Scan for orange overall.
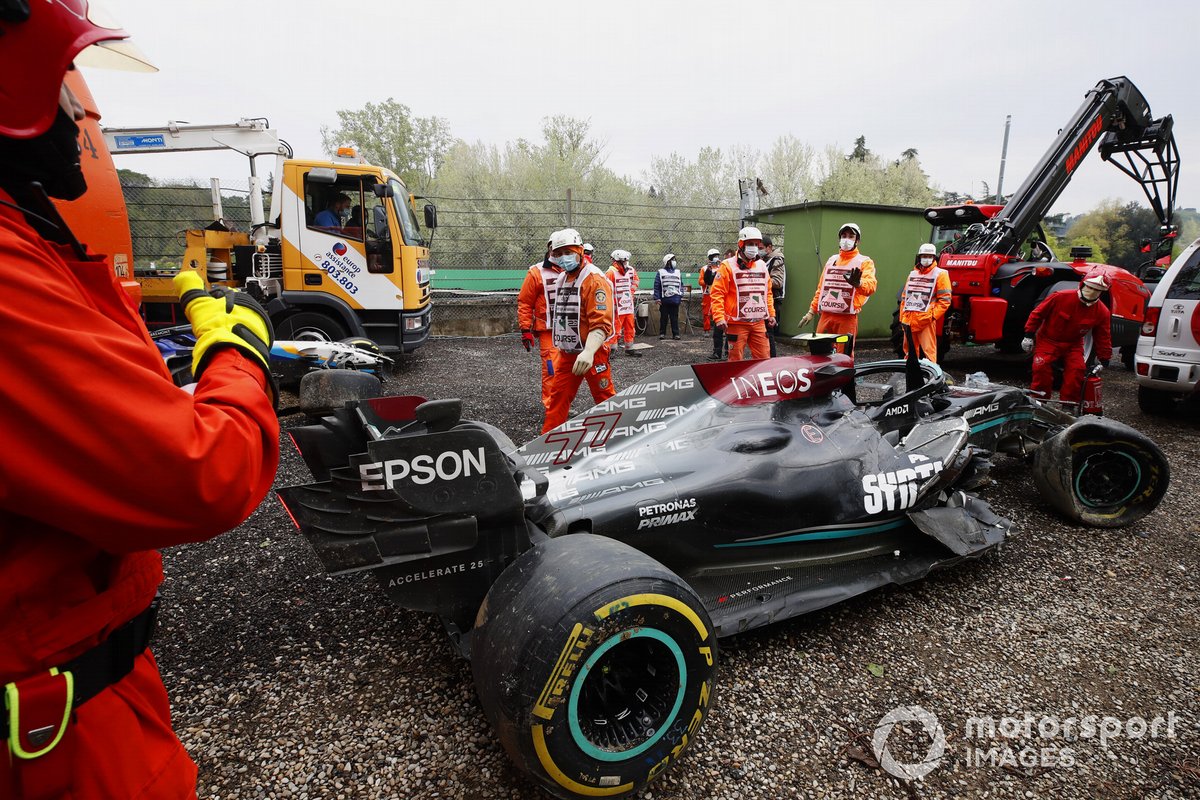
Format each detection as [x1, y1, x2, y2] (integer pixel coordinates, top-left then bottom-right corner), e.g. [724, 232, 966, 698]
[898, 264, 952, 363]
[605, 262, 639, 349]
[809, 249, 877, 352]
[0, 194, 279, 800]
[543, 265, 617, 432]
[516, 259, 564, 409]
[709, 256, 775, 361]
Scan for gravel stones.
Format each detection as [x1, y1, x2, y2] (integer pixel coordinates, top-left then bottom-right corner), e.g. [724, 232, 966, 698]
[157, 334, 1199, 798]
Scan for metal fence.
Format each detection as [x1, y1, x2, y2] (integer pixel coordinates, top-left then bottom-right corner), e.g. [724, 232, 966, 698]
[122, 180, 260, 269]
[426, 193, 783, 275]
[119, 181, 782, 278]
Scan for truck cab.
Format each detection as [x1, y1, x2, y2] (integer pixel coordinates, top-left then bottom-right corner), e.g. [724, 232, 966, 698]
[267, 154, 433, 350]
[99, 117, 436, 354]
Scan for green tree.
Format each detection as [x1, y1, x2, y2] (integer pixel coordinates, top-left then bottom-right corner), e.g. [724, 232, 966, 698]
[849, 135, 871, 162]
[321, 98, 452, 192]
[1064, 200, 1161, 268]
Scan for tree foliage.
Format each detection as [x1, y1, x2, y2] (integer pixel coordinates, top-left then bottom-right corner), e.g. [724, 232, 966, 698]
[1062, 199, 1162, 269]
[320, 98, 452, 193]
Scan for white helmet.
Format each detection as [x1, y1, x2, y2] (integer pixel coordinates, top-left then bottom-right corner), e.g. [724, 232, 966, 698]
[611, 249, 631, 262]
[706, 248, 721, 258]
[1081, 273, 1110, 292]
[663, 253, 676, 266]
[738, 226, 764, 244]
[549, 228, 583, 250]
[583, 243, 595, 254]
[918, 243, 937, 256]
[839, 222, 862, 239]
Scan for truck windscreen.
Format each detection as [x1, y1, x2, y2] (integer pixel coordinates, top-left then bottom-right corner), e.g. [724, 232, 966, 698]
[388, 179, 424, 247]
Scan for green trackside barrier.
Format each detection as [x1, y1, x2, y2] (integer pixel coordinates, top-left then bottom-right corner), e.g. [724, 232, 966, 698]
[430, 270, 687, 294]
[750, 200, 931, 339]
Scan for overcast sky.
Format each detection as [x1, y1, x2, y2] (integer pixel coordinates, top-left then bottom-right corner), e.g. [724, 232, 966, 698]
[86, 0, 1197, 217]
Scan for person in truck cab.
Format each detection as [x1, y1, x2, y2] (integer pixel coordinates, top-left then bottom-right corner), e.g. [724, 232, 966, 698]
[314, 192, 351, 229]
[0, 5, 279, 797]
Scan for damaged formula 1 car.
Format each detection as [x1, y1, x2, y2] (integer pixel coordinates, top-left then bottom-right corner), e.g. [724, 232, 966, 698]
[277, 335, 1169, 799]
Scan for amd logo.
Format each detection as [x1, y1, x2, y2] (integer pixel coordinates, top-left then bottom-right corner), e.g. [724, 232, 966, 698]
[883, 404, 910, 417]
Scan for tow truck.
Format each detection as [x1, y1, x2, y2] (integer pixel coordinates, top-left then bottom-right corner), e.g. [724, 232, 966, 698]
[56, 74, 437, 353]
[903, 77, 1180, 363]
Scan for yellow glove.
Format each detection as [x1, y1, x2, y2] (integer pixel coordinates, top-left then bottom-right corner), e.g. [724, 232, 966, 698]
[174, 271, 278, 405]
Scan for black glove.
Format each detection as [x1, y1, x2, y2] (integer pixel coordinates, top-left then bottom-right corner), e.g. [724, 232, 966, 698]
[1099, 359, 1110, 368]
[846, 267, 862, 288]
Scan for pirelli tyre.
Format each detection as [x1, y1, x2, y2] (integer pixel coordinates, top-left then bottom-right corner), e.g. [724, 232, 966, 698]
[1030, 417, 1170, 528]
[472, 534, 717, 799]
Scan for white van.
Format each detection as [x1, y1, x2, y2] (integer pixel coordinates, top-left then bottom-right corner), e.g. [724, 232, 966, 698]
[1134, 236, 1200, 414]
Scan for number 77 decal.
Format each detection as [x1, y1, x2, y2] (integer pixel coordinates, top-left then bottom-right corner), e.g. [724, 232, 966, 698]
[544, 412, 623, 465]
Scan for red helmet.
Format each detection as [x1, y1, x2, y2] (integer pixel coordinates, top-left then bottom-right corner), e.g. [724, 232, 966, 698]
[0, 0, 151, 139]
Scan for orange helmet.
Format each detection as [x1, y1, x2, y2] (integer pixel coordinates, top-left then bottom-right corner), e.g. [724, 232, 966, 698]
[0, 0, 152, 139]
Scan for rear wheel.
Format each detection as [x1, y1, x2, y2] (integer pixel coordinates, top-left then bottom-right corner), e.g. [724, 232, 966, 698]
[275, 310, 347, 342]
[472, 534, 717, 799]
[1137, 385, 1177, 416]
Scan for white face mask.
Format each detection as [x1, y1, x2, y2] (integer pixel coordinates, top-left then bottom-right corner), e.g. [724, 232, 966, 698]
[743, 245, 760, 259]
[1080, 285, 1102, 303]
[919, 257, 934, 268]
[839, 237, 857, 252]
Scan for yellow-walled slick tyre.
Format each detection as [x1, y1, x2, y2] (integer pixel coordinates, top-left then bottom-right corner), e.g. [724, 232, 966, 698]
[1031, 417, 1170, 528]
[472, 534, 717, 799]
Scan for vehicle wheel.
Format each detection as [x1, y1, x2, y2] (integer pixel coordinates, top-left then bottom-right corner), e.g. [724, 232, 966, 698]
[472, 534, 717, 800]
[1031, 417, 1170, 528]
[275, 310, 347, 342]
[1137, 385, 1176, 416]
[298, 370, 382, 415]
[1121, 345, 1135, 370]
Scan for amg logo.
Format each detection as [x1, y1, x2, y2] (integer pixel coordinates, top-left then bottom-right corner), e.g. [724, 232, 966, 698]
[729, 367, 813, 401]
[628, 378, 696, 394]
[637, 403, 699, 421]
[576, 478, 666, 502]
[1066, 115, 1104, 174]
[558, 461, 636, 486]
[610, 422, 668, 438]
[637, 510, 697, 529]
[884, 404, 910, 417]
[591, 395, 648, 411]
[862, 460, 944, 514]
[965, 401, 1002, 420]
[360, 447, 487, 491]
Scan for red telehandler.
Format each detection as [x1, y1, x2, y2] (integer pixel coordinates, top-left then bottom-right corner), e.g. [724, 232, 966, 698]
[895, 76, 1180, 365]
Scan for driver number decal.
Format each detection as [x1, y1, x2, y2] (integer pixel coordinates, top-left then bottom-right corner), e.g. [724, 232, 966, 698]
[862, 460, 943, 514]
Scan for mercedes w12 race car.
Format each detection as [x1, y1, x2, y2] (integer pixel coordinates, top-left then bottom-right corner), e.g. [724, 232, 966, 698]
[277, 335, 1169, 799]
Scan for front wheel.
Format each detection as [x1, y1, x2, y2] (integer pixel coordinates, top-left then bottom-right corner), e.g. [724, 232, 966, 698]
[472, 534, 717, 799]
[275, 310, 348, 342]
[1031, 417, 1170, 528]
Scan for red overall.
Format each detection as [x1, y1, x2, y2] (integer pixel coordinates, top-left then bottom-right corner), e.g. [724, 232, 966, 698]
[1025, 289, 1113, 402]
[0, 194, 279, 799]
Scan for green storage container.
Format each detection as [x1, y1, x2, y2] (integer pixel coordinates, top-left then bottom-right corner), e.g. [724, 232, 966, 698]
[750, 200, 931, 339]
